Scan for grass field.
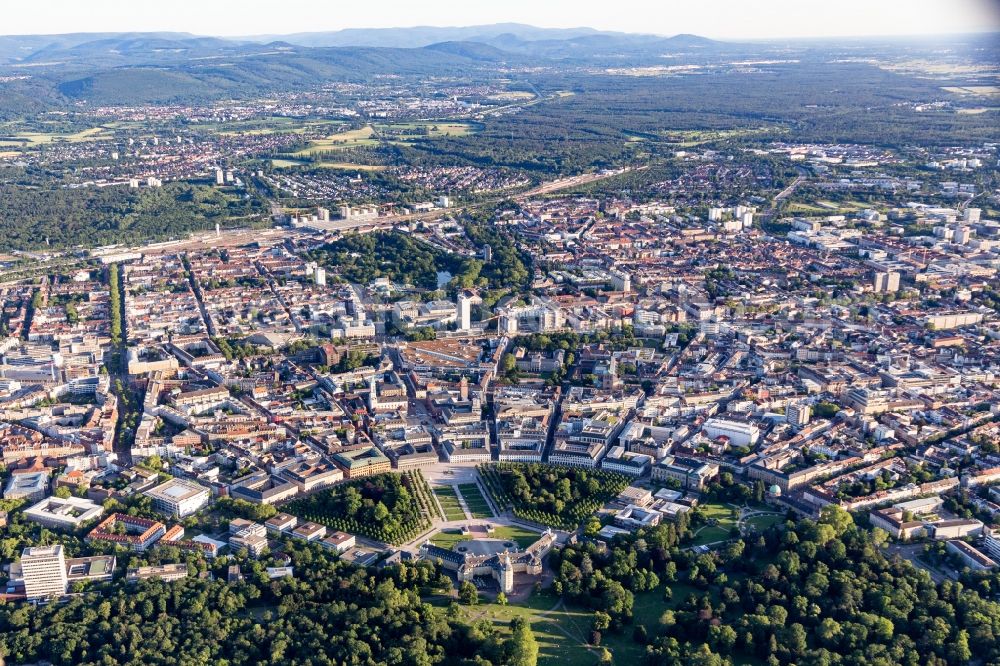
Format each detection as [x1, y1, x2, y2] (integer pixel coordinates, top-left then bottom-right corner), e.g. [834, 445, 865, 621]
[6, 126, 116, 145]
[379, 121, 477, 138]
[429, 525, 541, 550]
[458, 483, 495, 519]
[455, 584, 714, 666]
[433, 485, 467, 521]
[691, 501, 740, 546]
[288, 121, 478, 157]
[458, 594, 595, 666]
[744, 514, 784, 533]
[314, 162, 387, 170]
[271, 158, 308, 168]
[291, 126, 378, 156]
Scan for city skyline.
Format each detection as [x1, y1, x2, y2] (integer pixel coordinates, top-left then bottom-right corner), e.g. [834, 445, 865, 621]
[2, 0, 999, 40]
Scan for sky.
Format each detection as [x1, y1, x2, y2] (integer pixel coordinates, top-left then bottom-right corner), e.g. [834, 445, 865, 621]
[2, 0, 999, 40]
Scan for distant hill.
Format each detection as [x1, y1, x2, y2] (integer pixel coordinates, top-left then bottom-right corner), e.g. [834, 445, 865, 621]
[0, 24, 738, 114]
[244, 23, 627, 49]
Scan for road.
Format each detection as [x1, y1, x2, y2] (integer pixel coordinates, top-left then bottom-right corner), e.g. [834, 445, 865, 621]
[885, 543, 951, 584]
[772, 167, 808, 207]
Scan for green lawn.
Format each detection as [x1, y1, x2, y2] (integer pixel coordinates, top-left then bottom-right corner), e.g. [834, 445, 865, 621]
[458, 483, 495, 519]
[459, 594, 596, 666]
[690, 501, 740, 546]
[433, 486, 467, 521]
[744, 514, 784, 533]
[429, 524, 541, 550]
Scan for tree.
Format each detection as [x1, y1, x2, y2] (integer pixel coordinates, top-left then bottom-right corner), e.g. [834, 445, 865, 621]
[508, 617, 539, 666]
[459, 581, 478, 605]
[819, 505, 854, 537]
[502, 353, 517, 374]
[496, 592, 508, 606]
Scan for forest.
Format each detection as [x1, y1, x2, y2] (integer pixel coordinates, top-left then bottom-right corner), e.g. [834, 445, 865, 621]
[479, 463, 630, 530]
[284, 471, 433, 544]
[551, 505, 1000, 665]
[0, 540, 539, 666]
[0, 182, 268, 251]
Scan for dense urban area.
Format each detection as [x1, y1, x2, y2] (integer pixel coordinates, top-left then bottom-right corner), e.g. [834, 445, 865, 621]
[0, 21, 999, 666]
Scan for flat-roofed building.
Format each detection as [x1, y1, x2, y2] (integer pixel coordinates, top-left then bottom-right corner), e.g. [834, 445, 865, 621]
[332, 447, 391, 479]
[292, 521, 327, 542]
[702, 418, 760, 447]
[229, 520, 269, 558]
[24, 495, 104, 530]
[144, 478, 210, 517]
[127, 563, 189, 584]
[4, 471, 50, 502]
[265, 512, 298, 534]
[651, 456, 719, 490]
[602, 446, 653, 476]
[66, 555, 116, 584]
[20, 545, 68, 600]
[229, 472, 299, 504]
[946, 540, 997, 571]
[321, 531, 356, 553]
[930, 519, 984, 540]
[278, 459, 343, 492]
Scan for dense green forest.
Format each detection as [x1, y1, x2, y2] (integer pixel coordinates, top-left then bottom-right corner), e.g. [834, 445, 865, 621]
[284, 472, 433, 544]
[306, 224, 530, 292]
[552, 505, 1000, 665]
[0, 542, 538, 666]
[0, 182, 267, 250]
[306, 231, 463, 289]
[479, 463, 631, 530]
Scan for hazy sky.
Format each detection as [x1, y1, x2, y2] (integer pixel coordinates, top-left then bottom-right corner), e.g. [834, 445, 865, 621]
[2, 0, 999, 39]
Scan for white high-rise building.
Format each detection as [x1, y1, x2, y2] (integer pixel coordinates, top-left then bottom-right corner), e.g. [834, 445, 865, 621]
[457, 291, 473, 331]
[315, 268, 327, 287]
[20, 544, 68, 600]
[741, 212, 754, 228]
[964, 208, 981, 224]
[786, 403, 811, 427]
[215, 168, 225, 186]
[873, 271, 900, 293]
[954, 226, 972, 245]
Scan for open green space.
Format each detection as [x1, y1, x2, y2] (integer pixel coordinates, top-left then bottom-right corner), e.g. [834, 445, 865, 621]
[690, 501, 740, 546]
[287, 120, 479, 157]
[744, 513, 784, 533]
[432, 485, 467, 521]
[291, 125, 378, 155]
[458, 483, 495, 518]
[429, 524, 540, 550]
[314, 162, 387, 170]
[457, 594, 595, 666]
[2, 126, 116, 146]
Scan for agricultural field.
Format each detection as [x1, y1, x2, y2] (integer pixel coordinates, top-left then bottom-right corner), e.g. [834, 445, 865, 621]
[458, 482, 495, 518]
[0, 125, 117, 146]
[433, 484, 468, 521]
[288, 121, 479, 157]
[290, 126, 379, 156]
